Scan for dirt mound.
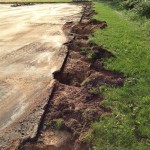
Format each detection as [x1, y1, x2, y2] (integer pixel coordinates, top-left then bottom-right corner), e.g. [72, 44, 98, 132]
[22, 130, 74, 150]
[84, 10, 97, 19]
[54, 58, 91, 86]
[45, 83, 104, 130]
[71, 18, 107, 35]
[83, 71, 124, 88]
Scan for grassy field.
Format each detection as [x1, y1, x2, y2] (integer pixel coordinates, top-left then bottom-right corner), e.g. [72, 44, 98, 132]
[88, 1, 150, 150]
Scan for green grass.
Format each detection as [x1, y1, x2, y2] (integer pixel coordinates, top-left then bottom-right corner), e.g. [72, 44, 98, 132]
[89, 1, 150, 150]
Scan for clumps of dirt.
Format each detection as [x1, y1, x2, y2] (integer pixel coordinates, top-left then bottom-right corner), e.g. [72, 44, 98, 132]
[21, 2, 125, 150]
[45, 83, 105, 131]
[21, 130, 74, 150]
[82, 71, 124, 88]
[88, 19, 107, 29]
[63, 21, 75, 38]
[84, 10, 97, 19]
[54, 56, 91, 87]
[91, 45, 114, 58]
[44, 3, 124, 149]
[71, 19, 107, 35]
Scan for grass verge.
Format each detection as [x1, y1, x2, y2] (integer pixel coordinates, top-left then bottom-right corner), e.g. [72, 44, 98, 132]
[89, 1, 150, 150]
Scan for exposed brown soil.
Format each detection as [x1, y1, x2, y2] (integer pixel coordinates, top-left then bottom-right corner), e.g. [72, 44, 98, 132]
[20, 2, 125, 150]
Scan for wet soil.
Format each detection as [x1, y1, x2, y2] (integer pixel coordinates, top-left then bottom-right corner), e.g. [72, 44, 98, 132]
[21, 2, 125, 150]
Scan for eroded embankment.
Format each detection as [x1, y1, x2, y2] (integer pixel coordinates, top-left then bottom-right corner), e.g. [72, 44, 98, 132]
[21, 3, 125, 150]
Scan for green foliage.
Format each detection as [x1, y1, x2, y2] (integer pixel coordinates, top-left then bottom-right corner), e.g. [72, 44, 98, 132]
[80, 47, 88, 52]
[89, 87, 100, 95]
[87, 52, 96, 59]
[44, 118, 63, 130]
[98, 0, 150, 18]
[122, 0, 139, 9]
[92, 115, 150, 150]
[80, 47, 89, 55]
[54, 118, 63, 130]
[134, 1, 150, 18]
[123, 0, 150, 18]
[90, 1, 150, 149]
[89, 84, 108, 95]
[79, 129, 93, 143]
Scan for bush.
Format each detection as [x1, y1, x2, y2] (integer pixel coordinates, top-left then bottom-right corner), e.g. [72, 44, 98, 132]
[99, 0, 150, 18]
[122, 0, 150, 18]
[122, 0, 139, 10]
[134, 1, 150, 18]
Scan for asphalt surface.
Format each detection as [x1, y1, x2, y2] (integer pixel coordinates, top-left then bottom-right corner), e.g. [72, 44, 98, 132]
[0, 3, 82, 149]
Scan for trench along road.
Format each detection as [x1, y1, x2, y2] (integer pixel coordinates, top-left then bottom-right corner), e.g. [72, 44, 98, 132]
[0, 3, 82, 149]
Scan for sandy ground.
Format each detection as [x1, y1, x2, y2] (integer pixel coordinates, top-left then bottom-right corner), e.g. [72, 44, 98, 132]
[0, 3, 82, 149]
